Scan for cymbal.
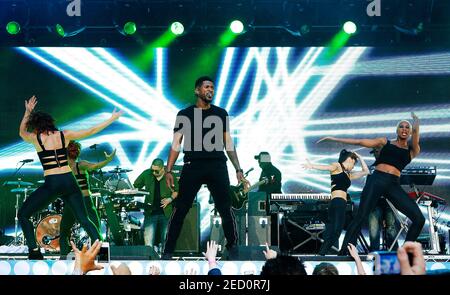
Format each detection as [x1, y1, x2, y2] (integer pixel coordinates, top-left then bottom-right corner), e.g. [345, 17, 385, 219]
[11, 187, 36, 193]
[4, 181, 34, 186]
[107, 167, 133, 174]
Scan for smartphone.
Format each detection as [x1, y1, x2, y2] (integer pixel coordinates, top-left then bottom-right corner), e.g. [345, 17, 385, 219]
[372, 251, 400, 275]
[98, 242, 110, 263]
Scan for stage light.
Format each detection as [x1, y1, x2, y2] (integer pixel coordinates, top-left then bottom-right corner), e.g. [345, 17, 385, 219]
[343, 21, 357, 34]
[6, 21, 21, 35]
[123, 21, 137, 35]
[55, 24, 65, 37]
[230, 20, 244, 34]
[170, 22, 184, 36]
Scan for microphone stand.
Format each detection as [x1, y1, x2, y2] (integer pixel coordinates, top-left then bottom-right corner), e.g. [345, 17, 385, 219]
[2, 161, 26, 187]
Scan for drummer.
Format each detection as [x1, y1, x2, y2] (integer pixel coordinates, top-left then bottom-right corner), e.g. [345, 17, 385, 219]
[133, 158, 178, 253]
[59, 141, 116, 257]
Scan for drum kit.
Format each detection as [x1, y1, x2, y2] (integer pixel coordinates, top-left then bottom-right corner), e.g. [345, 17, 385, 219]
[4, 166, 149, 252]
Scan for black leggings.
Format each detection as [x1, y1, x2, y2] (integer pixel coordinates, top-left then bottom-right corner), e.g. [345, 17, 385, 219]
[18, 172, 101, 250]
[59, 195, 101, 255]
[340, 170, 425, 254]
[164, 159, 238, 254]
[319, 197, 347, 255]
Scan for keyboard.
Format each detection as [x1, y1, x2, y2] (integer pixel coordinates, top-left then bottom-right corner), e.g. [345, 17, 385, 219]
[270, 193, 332, 202]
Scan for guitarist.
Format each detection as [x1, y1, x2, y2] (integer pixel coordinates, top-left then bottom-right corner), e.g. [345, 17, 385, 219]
[255, 152, 282, 202]
[133, 158, 179, 253]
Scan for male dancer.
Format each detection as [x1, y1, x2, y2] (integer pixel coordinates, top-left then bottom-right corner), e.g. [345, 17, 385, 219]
[163, 76, 247, 259]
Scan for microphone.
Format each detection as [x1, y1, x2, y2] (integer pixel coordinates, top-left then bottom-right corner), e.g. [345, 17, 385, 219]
[19, 159, 34, 163]
[89, 144, 98, 149]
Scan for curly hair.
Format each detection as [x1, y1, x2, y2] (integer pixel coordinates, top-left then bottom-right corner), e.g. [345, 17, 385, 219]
[26, 111, 58, 134]
[67, 141, 81, 160]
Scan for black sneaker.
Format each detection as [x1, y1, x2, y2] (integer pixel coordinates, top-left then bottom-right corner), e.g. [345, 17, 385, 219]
[28, 249, 44, 260]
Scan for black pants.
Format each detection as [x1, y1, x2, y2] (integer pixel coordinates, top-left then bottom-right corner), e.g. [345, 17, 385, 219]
[164, 159, 238, 254]
[318, 197, 347, 255]
[339, 170, 425, 254]
[18, 172, 101, 250]
[59, 195, 101, 255]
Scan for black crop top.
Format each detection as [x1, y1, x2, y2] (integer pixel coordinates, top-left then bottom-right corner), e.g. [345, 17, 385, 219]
[330, 163, 351, 192]
[36, 131, 69, 171]
[74, 162, 90, 191]
[374, 140, 412, 171]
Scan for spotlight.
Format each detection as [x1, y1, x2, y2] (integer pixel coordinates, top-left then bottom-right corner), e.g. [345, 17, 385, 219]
[0, 1, 29, 35]
[123, 21, 137, 35]
[230, 20, 244, 34]
[6, 21, 21, 35]
[170, 22, 184, 36]
[47, 1, 86, 37]
[343, 21, 357, 34]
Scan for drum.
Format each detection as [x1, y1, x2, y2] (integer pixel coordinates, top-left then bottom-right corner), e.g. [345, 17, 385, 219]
[35, 214, 62, 252]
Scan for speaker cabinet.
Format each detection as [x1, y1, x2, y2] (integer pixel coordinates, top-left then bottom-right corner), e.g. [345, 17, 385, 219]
[248, 192, 267, 216]
[175, 202, 200, 253]
[248, 216, 271, 246]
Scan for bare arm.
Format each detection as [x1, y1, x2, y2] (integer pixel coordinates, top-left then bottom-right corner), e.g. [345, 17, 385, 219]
[224, 132, 246, 183]
[302, 160, 338, 172]
[410, 112, 420, 159]
[19, 96, 38, 142]
[350, 152, 370, 180]
[64, 109, 123, 141]
[317, 136, 387, 149]
[348, 243, 366, 275]
[165, 132, 182, 188]
[78, 149, 116, 172]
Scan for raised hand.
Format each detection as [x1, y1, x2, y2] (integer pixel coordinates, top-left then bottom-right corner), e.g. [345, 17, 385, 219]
[110, 263, 132, 275]
[347, 243, 359, 260]
[202, 240, 219, 263]
[104, 149, 116, 161]
[411, 112, 419, 122]
[263, 242, 277, 260]
[111, 108, 124, 120]
[148, 265, 161, 275]
[70, 240, 104, 275]
[301, 159, 313, 170]
[398, 242, 426, 275]
[25, 95, 38, 114]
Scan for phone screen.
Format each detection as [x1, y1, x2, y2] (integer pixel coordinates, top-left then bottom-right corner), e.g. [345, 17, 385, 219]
[98, 242, 110, 263]
[374, 251, 400, 275]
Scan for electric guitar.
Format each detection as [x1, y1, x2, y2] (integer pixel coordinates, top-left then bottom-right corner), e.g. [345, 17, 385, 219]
[230, 176, 273, 210]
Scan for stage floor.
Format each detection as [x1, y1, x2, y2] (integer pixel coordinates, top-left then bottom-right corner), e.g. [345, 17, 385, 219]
[1, 255, 450, 275]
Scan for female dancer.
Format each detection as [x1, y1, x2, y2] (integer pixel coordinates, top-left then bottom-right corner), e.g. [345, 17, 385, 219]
[59, 141, 116, 256]
[317, 113, 424, 255]
[18, 95, 122, 259]
[303, 150, 369, 255]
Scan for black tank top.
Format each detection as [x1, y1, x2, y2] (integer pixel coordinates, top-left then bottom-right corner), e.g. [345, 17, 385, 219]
[36, 131, 69, 171]
[331, 163, 351, 192]
[74, 162, 90, 191]
[374, 140, 412, 171]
